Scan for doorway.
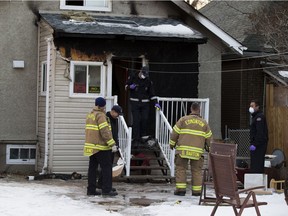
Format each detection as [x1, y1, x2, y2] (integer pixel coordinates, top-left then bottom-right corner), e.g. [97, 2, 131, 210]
[112, 57, 142, 126]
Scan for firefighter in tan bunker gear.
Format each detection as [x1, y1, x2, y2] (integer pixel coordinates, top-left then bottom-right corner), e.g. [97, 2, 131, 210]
[84, 97, 117, 197]
[169, 102, 212, 196]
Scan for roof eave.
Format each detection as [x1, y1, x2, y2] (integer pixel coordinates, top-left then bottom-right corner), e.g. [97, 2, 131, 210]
[54, 31, 207, 43]
[171, 0, 246, 55]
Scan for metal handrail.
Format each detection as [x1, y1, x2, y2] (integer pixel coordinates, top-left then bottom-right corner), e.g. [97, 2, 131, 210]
[155, 110, 175, 176]
[155, 97, 210, 177]
[118, 115, 132, 176]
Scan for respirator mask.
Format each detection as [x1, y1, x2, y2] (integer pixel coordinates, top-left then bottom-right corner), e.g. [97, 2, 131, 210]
[249, 107, 254, 114]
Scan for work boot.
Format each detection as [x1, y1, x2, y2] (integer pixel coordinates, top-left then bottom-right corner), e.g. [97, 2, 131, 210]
[174, 190, 186, 196]
[96, 184, 117, 192]
[102, 190, 118, 197]
[87, 189, 101, 196]
[192, 192, 201, 196]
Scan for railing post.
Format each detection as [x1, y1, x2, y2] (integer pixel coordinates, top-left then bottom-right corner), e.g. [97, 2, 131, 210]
[126, 127, 132, 177]
[155, 109, 160, 140]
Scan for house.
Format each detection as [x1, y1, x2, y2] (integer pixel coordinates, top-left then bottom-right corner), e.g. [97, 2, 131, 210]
[200, 1, 288, 157]
[0, 0, 244, 174]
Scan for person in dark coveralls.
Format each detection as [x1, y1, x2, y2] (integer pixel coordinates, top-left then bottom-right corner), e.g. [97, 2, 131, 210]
[96, 105, 123, 190]
[249, 99, 269, 173]
[84, 97, 118, 197]
[125, 66, 161, 141]
[107, 105, 123, 162]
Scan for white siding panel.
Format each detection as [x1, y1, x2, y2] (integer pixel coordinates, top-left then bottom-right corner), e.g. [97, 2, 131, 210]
[37, 20, 53, 172]
[53, 134, 85, 141]
[53, 156, 86, 161]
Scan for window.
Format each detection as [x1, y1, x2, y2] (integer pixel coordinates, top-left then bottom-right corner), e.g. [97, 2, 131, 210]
[70, 61, 105, 97]
[40, 61, 47, 96]
[6, 145, 36, 165]
[60, 0, 112, 12]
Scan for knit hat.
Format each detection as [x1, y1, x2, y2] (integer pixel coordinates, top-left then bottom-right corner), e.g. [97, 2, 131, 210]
[95, 97, 106, 107]
[112, 105, 123, 115]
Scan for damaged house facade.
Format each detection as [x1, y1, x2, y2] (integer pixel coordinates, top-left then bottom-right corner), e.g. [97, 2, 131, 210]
[0, 1, 244, 174]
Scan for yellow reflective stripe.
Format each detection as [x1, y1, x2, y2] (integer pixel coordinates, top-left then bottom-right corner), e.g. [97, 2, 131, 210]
[107, 139, 115, 146]
[99, 122, 108, 129]
[205, 130, 212, 138]
[176, 183, 187, 189]
[84, 143, 112, 151]
[86, 124, 99, 130]
[83, 146, 94, 156]
[169, 140, 176, 145]
[173, 125, 181, 134]
[176, 146, 204, 154]
[179, 129, 207, 137]
[192, 185, 202, 191]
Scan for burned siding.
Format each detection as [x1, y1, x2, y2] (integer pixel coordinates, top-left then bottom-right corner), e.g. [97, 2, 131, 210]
[54, 37, 199, 98]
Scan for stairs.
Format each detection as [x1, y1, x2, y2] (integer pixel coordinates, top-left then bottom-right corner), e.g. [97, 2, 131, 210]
[118, 137, 174, 183]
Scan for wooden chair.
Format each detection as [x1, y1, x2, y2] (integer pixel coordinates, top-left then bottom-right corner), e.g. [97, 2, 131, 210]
[199, 141, 238, 205]
[209, 153, 267, 216]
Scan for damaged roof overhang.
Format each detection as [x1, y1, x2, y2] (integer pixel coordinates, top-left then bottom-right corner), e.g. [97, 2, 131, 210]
[40, 12, 207, 44]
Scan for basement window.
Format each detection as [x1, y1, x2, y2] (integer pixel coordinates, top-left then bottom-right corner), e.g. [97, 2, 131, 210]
[60, 0, 112, 12]
[69, 61, 105, 98]
[6, 145, 36, 165]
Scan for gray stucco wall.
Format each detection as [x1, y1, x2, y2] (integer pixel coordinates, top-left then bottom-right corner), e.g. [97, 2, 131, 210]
[198, 41, 222, 140]
[0, 1, 59, 171]
[0, 1, 56, 141]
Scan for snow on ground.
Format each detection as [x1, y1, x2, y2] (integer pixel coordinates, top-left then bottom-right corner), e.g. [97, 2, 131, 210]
[0, 175, 287, 216]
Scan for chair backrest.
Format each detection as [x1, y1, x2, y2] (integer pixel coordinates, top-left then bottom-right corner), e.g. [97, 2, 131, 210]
[210, 141, 237, 159]
[210, 153, 239, 201]
[207, 142, 238, 176]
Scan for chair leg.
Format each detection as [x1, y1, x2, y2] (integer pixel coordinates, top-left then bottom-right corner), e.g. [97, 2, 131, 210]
[238, 191, 253, 216]
[210, 199, 221, 216]
[232, 206, 238, 215]
[251, 192, 261, 216]
[199, 183, 205, 205]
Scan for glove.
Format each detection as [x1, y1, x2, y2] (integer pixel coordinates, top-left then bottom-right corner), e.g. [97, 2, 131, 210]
[129, 83, 137, 90]
[155, 103, 161, 110]
[112, 145, 118, 153]
[249, 145, 256, 151]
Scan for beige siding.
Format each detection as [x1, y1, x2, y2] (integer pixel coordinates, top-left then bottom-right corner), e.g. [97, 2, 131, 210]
[50, 54, 96, 174]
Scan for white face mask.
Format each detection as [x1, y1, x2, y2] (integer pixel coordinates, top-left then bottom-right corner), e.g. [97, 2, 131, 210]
[249, 107, 254, 114]
[139, 72, 146, 79]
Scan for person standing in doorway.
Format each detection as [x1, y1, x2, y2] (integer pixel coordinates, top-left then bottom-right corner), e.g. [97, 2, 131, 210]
[170, 102, 212, 196]
[249, 99, 269, 173]
[84, 97, 118, 197]
[125, 66, 161, 141]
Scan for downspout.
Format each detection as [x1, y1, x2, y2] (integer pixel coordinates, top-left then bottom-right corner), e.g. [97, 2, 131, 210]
[41, 37, 52, 174]
[35, 23, 40, 170]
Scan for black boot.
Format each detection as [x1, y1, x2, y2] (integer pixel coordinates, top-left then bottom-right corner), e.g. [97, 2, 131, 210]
[87, 189, 101, 196]
[102, 190, 118, 197]
[174, 190, 186, 196]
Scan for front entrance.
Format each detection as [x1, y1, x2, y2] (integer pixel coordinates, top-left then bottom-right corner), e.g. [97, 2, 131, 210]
[112, 57, 142, 127]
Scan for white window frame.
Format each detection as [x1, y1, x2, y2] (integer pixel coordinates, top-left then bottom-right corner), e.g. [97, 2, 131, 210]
[6, 144, 36, 165]
[60, 0, 112, 12]
[69, 61, 106, 98]
[40, 61, 47, 96]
